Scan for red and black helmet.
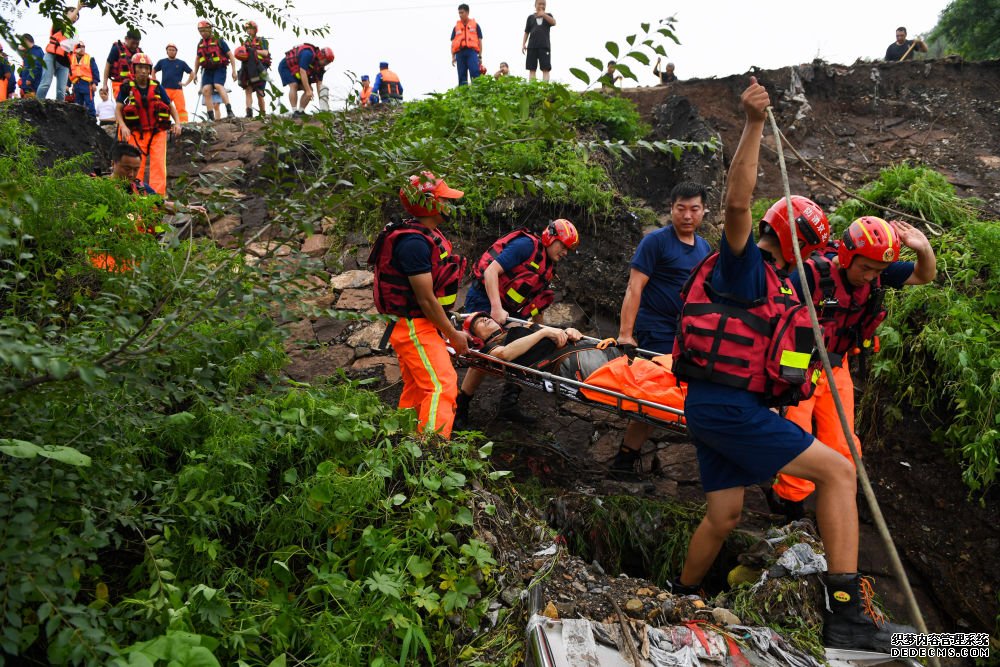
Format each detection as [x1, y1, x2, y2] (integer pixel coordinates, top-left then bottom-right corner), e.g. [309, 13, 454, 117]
[838, 216, 900, 268]
[760, 196, 830, 263]
[541, 218, 580, 250]
[463, 311, 494, 348]
[399, 171, 464, 217]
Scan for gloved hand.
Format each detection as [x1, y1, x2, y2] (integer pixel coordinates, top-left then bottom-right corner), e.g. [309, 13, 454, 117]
[618, 342, 638, 360]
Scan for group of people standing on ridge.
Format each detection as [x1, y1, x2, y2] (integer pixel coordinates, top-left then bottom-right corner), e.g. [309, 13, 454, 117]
[369, 73, 937, 655]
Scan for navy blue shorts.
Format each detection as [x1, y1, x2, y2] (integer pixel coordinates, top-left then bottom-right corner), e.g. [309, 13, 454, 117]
[635, 330, 674, 356]
[463, 284, 490, 314]
[278, 60, 296, 87]
[685, 400, 815, 492]
[201, 67, 227, 88]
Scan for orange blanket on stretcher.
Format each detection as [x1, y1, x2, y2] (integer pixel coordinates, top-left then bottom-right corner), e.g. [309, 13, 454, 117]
[579, 355, 686, 424]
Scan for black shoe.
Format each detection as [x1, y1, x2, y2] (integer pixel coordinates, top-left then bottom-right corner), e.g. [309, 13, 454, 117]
[668, 577, 703, 597]
[292, 110, 305, 118]
[609, 446, 641, 478]
[245, 107, 253, 118]
[225, 104, 234, 117]
[206, 110, 215, 121]
[496, 382, 537, 424]
[453, 391, 472, 431]
[823, 574, 918, 653]
[766, 487, 805, 522]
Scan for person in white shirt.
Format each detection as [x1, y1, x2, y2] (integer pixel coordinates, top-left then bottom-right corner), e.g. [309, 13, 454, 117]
[95, 87, 117, 125]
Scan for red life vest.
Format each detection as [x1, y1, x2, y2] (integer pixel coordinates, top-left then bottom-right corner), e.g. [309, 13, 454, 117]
[369, 220, 467, 319]
[452, 19, 481, 53]
[284, 44, 325, 82]
[806, 252, 886, 356]
[378, 68, 402, 100]
[121, 81, 172, 133]
[197, 37, 229, 70]
[672, 253, 820, 407]
[242, 36, 271, 67]
[69, 53, 93, 83]
[472, 229, 554, 319]
[110, 41, 141, 82]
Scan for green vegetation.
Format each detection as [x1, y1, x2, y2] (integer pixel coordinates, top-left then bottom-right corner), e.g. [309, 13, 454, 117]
[834, 164, 1000, 495]
[0, 114, 512, 665]
[929, 0, 1000, 60]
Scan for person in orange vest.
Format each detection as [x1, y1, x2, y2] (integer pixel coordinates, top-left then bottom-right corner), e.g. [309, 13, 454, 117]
[359, 75, 373, 107]
[451, 3, 483, 87]
[190, 21, 237, 121]
[115, 53, 181, 196]
[154, 44, 194, 123]
[768, 216, 936, 519]
[37, 1, 81, 100]
[372, 61, 403, 105]
[235, 21, 271, 118]
[68, 41, 100, 117]
[369, 172, 471, 439]
[0, 45, 11, 103]
[277, 44, 334, 117]
[102, 29, 142, 100]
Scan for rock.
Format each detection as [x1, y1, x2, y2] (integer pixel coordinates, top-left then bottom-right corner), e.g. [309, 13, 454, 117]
[591, 431, 621, 461]
[284, 345, 356, 381]
[335, 288, 374, 311]
[302, 234, 333, 257]
[210, 215, 240, 239]
[330, 270, 375, 290]
[624, 599, 644, 615]
[350, 356, 401, 384]
[246, 241, 293, 258]
[655, 443, 700, 482]
[283, 319, 315, 351]
[542, 302, 586, 329]
[571, 582, 587, 593]
[711, 608, 741, 626]
[202, 159, 244, 173]
[636, 587, 654, 597]
[347, 322, 387, 349]
[500, 587, 523, 607]
[312, 317, 350, 344]
[320, 216, 338, 234]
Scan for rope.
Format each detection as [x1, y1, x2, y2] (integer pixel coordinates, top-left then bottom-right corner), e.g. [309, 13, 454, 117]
[765, 108, 937, 665]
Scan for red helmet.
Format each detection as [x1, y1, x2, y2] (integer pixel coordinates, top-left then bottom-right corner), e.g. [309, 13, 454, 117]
[131, 53, 153, 67]
[319, 47, 335, 63]
[760, 196, 830, 263]
[541, 219, 580, 250]
[398, 171, 464, 217]
[233, 45, 249, 61]
[463, 311, 493, 348]
[244, 20, 258, 30]
[197, 20, 212, 29]
[838, 216, 900, 268]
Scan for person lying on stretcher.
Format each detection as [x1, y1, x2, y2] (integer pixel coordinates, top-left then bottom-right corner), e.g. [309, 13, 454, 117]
[454, 312, 685, 429]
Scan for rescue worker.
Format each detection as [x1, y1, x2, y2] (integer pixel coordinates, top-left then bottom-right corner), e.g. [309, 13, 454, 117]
[236, 21, 271, 118]
[108, 141, 208, 216]
[190, 21, 237, 121]
[613, 181, 711, 474]
[277, 43, 334, 117]
[68, 41, 100, 117]
[154, 44, 193, 123]
[769, 215, 936, 518]
[369, 172, 470, 439]
[372, 61, 403, 105]
[17, 35, 46, 98]
[115, 53, 181, 196]
[359, 75, 373, 107]
[451, 3, 483, 86]
[102, 29, 142, 100]
[37, 2, 80, 100]
[456, 219, 579, 426]
[671, 77, 917, 654]
[0, 46, 11, 102]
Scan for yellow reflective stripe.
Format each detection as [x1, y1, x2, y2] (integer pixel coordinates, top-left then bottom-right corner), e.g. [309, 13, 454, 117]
[780, 286, 793, 295]
[877, 218, 895, 255]
[506, 288, 525, 303]
[440, 251, 449, 259]
[529, 261, 540, 270]
[405, 319, 443, 434]
[530, 307, 539, 316]
[780, 350, 811, 369]
[437, 293, 457, 306]
[811, 369, 822, 383]
[859, 222, 875, 245]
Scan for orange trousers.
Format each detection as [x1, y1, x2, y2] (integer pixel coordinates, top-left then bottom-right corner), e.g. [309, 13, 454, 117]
[0, 77, 8, 102]
[112, 81, 123, 99]
[390, 317, 458, 439]
[773, 355, 861, 502]
[123, 129, 167, 195]
[165, 88, 188, 123]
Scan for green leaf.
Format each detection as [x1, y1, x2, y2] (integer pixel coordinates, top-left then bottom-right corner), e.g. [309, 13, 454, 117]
[164, 411, 196, 426]
[267, 655, 287, 667]
[0, 439, 91, 466]
[626, 51, 650, 66]
[614, 63, 636, 80]
[406, 557, 433, 579]
[569, 67, 590, 85]
[605, 41, 620, 58]
[585, 57, 603, 71]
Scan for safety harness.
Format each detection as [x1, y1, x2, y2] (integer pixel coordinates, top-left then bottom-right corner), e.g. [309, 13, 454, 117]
[472, 229, 555, 319]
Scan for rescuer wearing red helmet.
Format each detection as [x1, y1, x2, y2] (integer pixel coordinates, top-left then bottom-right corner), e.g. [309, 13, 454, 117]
[277, 43, 334, 116]
[770, 215, 936, 518]
[368, 172, 471, 439]
[671, 77, 918, 654]
[190, 20, 237, 120]
[236, 20, 271, 118]
[454, 218, 579, 426]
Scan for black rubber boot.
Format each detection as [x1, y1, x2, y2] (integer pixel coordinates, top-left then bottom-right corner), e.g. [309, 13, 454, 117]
[453, 391, 472, 431]
[823, 574, 918, 653]
[496, 383, 536, 423]
[206, 110, 215, 121]
[225, 103, 234, 117]
[766, 487, 805, 522]
[609, 446, 641, 478]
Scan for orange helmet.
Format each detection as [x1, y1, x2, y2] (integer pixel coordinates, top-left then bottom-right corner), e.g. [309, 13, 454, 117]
[399, 171, 464, 217]
[319, 47, 334, 63]
[760, 196, 830, 263]
[233, 45, 249, 61]
[197, 20, 212, 29]
[838, 216, 900, 267]
[131, 53, 153, 67]
[541, 219, 580, 250]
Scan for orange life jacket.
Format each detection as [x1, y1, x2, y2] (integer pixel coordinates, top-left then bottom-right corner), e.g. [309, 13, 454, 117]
[121, 81, 172, 133]
[110, 41, 141, 82]
[197, 37, 229, 70]
[46, 26, 74, 57]
[378, 68, 402, 100]
[69, 53, 93, 83]
[805, 252, 886, 356]
[361, 82, 372, 106]
[452, 19, 481, 53]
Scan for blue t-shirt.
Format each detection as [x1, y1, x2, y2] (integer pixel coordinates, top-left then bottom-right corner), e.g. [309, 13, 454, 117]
[24, 46, 45, 84]
[154, 58, 192, 89]
[631, 226, 711, 343]
[296, 48, 315, 71]
[465, 236, 537, 311]
[392, 234, 433, 277]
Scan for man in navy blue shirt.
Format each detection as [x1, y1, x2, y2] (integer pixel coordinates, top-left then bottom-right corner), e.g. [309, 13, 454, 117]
[16, 35, 46, 97]
[613, 182, 711, 473]
[154, 44, 193, 122]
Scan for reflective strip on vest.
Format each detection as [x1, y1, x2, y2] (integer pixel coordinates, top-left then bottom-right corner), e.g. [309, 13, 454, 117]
[438, 293, 457, 306]
[780, 350, 811, 370]
[506, 287, 525, 304]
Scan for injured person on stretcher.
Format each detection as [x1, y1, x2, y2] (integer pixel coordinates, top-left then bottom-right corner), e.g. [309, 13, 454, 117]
[455, 312, 686, 429]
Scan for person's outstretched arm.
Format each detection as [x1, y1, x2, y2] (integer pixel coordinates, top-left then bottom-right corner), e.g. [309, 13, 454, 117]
[723, 76, 770, 257]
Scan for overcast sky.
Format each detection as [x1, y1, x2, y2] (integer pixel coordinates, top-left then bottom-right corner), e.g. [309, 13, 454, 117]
[7, 0, 948, 114]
